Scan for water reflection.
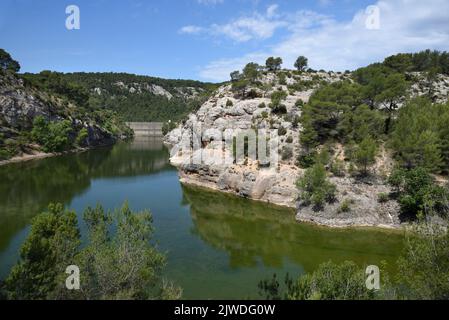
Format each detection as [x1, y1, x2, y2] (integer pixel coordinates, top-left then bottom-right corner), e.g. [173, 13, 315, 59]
[183, 185, 404, 273]
[0, 137, 404, 298]
[0, 138, 172, 254]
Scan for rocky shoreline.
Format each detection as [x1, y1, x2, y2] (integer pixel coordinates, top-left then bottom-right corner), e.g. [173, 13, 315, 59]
[0, 142, 115, 167]
[165, 70, 408, 230]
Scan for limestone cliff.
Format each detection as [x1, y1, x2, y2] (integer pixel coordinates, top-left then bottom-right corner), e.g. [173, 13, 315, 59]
[165, 69, 448, 228]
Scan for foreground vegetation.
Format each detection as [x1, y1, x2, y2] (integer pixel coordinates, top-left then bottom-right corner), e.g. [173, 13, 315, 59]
[259, 218, 449, 300]
[0, 202, 181, 300]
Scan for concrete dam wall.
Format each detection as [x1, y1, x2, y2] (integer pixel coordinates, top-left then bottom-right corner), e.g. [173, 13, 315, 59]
[126, 122, 163, 137]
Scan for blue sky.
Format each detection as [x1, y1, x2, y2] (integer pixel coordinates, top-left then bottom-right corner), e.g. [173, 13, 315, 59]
[1, 0, 448, 82]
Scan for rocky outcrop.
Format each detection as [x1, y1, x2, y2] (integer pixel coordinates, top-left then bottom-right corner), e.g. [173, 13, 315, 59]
[0, 72, 122, 160]
[165, 69, 449, 229]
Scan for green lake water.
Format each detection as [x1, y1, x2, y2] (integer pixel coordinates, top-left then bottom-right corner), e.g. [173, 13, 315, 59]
[0, 137, 405, 299]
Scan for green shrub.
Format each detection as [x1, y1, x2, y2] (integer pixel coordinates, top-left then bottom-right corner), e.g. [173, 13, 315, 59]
[330, 159, 346, 177]
[0, 149, 11, 161]
[297, 162, 337, 210]
[162, 121, 177, 135]
[75, 128, 89, 146]
[286, 136, 293, 143]
[338, 199, 352, 213]
[388, 167, 449, 218]
[278, 126, 287, 136]
[31, 116, 73, 153]
[295, 99, 304, 107]
[226, 99, 233, 107]
[270, 90, 287, 106]
[259, 261, 376, 300]
[271, 104, 287, 114]
[297, 151, 316, 169]
[258, 102, 266, 108]
[378, 192, 389, 203]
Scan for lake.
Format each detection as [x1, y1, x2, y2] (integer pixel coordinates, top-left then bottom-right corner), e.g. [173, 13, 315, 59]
[0, 137, 405, 299]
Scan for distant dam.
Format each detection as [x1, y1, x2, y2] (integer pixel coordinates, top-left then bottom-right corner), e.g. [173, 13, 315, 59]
[126, 122, 163, 137]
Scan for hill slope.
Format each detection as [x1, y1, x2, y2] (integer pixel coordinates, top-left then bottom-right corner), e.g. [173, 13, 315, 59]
[59, 72, 218, 122]
[166, 51, 449, 228]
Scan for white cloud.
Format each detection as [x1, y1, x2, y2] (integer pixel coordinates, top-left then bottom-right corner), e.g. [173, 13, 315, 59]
[179, 25, 204, 34]
[180, 4, 286, 42]
[266, 4, 279, 19]
[199, 53, 267, 81]
[197, 0, 449, 81]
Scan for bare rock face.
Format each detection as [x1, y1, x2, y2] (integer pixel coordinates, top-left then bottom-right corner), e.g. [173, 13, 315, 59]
[166, 70, 405, 228]
[0, 75, 51, 129]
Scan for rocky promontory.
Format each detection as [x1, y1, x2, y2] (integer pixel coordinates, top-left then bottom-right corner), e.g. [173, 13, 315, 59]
[166, 66, 449, 229]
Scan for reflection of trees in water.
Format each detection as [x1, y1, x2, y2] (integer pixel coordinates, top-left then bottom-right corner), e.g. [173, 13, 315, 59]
[0, 138, 173, 251]
[87, 138, 174, 178]
[182, 185, 404, 273]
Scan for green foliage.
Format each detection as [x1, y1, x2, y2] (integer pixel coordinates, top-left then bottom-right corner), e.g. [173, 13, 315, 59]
[230, 70, 241, 82]
[75, 128, 88, 147]
[295, 99, 304, 107]
[58, 72, 216, 122]
[378, 193, 389, 203]
[353, 136, 377, 175]
[300, 81, 362, 145]
[258, 102, 266, 108]
[270, 90, 287, 106]
[259, 218, 449, 301]
[286, 136, 293, 143]
[383, 50, 449, 75]
[388, 167, 449, 218]
[396, 221, 449, 299]
[270, 90, 288, 114]
[330, 159, 345, 177]
[4, 203, 80, 300]
[243, 62, 261, 83]
[338, 199, 353, 213]
[226, 99, 233, 107]
[277, 126, 287, 136]
[162, 121, 177, 136]
[231, 79, 250, 97]
[390, 98, 448, 173]
[4, 202, 180, 300]
[31, 116, 73, 153]
[0, 48, 20, 73]
[23, 71, 90, 107]
[339, 104, 385, 144]
[259, 261, 375, 300]
[294, 56, 308, 72]
[297, 162, 336, 210]
[265, 57, 283, 72]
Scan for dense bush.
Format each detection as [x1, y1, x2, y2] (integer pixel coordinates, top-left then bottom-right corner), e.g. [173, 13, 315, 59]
[31, 116, 73, 153]
[259, 218, 449, 300]
[390, 98, 449, 173]
[3, 202, 181, 300]
[259, 261, 375, 300]
[297, 162, 336, 210]
[388, 167, 449, 218]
